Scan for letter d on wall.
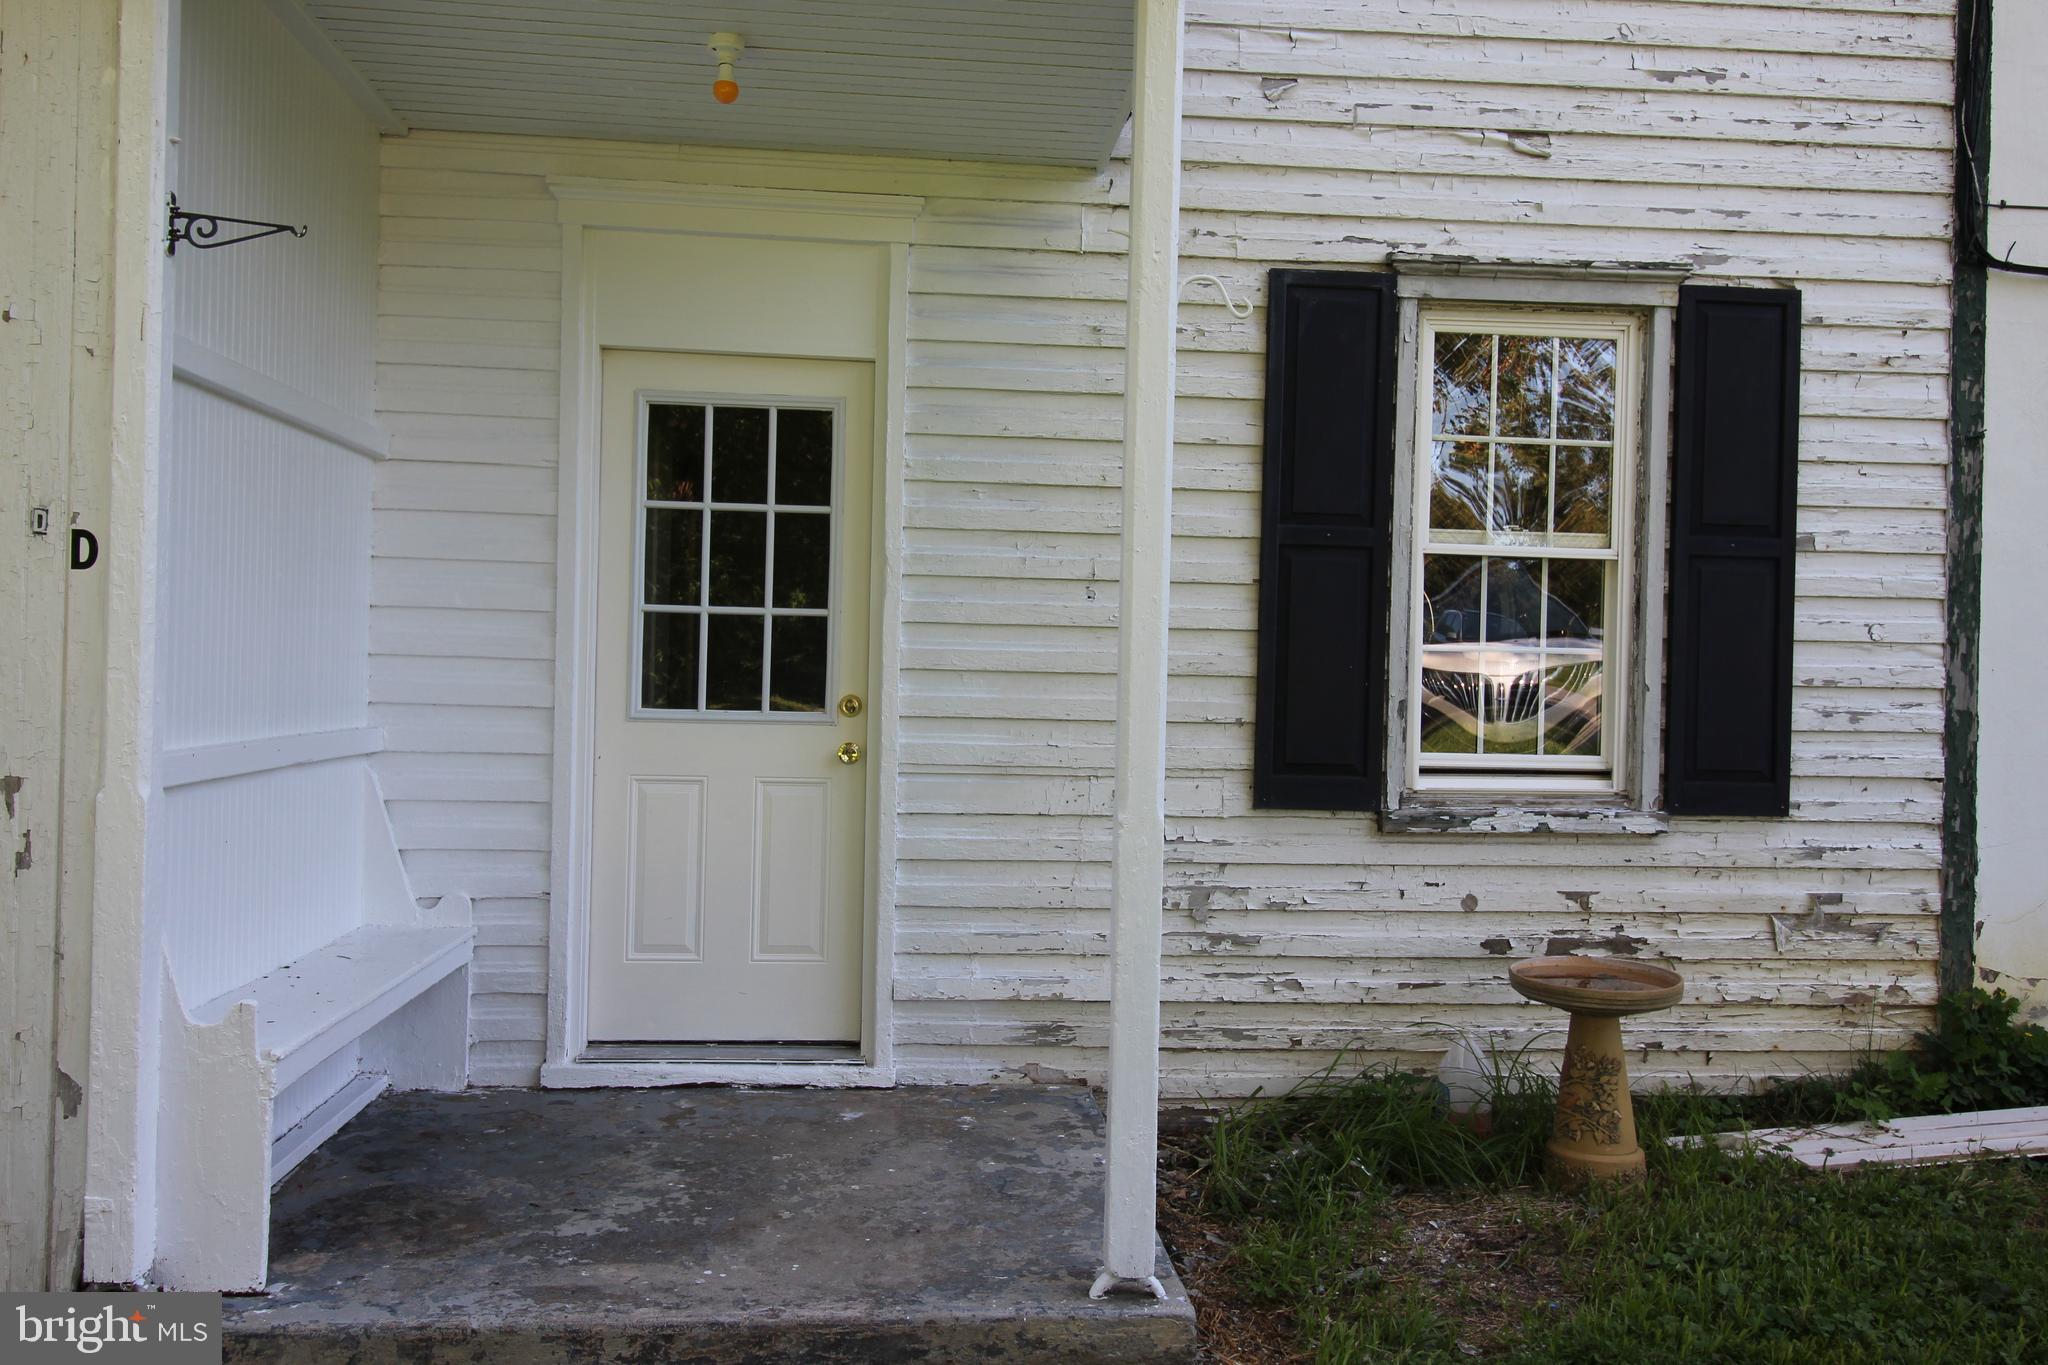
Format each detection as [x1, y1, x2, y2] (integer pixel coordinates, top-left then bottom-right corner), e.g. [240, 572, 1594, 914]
[70, 528, 97, 570]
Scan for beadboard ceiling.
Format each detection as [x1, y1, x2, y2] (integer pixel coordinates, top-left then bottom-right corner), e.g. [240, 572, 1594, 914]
[302, 0, 1135, 166]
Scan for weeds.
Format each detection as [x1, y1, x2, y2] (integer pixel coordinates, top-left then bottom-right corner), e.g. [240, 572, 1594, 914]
[1175, 992, 2048, 1364]
[1203, 1043, 1556, 1222]
[1634, 988, 2048, 1137]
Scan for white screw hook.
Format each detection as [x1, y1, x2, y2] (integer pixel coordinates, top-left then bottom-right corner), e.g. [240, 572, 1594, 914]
[1179, 273, 1253, 319]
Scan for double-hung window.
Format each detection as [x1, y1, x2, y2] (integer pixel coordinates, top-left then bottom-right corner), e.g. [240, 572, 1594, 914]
[1412, 311, 1639, 794]
[1253, 268, 1802, 823]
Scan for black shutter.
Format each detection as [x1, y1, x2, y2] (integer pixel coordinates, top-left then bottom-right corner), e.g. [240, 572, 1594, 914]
[1253, 270, 1397, 810]
[1667, 285, 1802, 816]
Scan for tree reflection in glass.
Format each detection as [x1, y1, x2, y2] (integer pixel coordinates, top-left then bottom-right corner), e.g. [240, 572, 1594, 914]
[1496, 335, 1553, 438]
[1430, 441, 1487, 535]
[1433, 333, 1491, 435]
[1493, 444, 1549, 541]
[1554, 446, 1611, 543]
[1420, 324, 1617, 768]
[1558, 338, 1616, 442]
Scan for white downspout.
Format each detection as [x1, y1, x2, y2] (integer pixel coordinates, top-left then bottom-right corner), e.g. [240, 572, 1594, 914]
[1093, 0, 1182, 1302]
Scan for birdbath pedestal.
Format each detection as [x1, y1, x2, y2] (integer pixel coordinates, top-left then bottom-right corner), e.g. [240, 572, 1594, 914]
[1509, 956, 1685, 1185]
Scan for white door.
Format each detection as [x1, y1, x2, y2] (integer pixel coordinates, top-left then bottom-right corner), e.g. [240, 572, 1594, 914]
[587, 350, 872, 1045]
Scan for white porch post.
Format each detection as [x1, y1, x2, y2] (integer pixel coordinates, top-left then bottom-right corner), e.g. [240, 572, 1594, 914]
[84, 0, 172, 1287]
[1094, 0, 1183, 1300]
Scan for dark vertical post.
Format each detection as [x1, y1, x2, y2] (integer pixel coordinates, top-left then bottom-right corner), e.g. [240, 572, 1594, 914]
[1943, 0, 1991, 997]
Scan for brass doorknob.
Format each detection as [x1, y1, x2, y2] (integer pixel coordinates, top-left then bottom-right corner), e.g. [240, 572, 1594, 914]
[836, 741, 863, 765]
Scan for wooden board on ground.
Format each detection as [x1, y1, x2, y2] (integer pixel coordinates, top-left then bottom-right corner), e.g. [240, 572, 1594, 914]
[1674, 1105, 2048, 1170]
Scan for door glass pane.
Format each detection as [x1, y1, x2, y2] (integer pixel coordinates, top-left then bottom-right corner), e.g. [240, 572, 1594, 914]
[637, 399, 838, 717]
[1419, 554, 1482, 753]
[711, 406, 770, 504]
[770, 616, 828, 713]
[644, 508, 701, 606]
[1543, 559, 1606, 757]
[705, 615, 764, 710]
[1496, 335, 1554, 438]
[773, 513, 831, 610]
[646, 404, 705, 502]
[708, 510, 766, 606]
[777, 408, 835, 506]
[641, 612, 700, 711]
[1433, 333, 1492, 436]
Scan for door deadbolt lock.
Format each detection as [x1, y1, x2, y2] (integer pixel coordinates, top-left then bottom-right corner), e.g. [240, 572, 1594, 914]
[838, 694, 863, 718]
[836, 741, 863, 765]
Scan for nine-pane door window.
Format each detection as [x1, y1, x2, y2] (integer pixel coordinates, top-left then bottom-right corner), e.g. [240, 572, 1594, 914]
[634, 400, 838, 716]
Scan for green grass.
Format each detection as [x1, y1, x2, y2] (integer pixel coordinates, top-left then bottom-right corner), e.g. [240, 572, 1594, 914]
[1525, 1137, 2048, 1365]
[1185, 996, 2048, 1364]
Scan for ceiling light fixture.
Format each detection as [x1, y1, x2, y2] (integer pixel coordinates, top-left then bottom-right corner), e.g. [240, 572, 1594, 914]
[709, 32, 744, 104]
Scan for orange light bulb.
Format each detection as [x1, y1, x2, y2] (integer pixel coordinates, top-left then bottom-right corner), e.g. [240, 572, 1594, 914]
[713, 77, 739, 104]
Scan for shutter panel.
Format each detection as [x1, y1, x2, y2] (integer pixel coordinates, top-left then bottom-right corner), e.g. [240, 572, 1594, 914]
[1667, 285, 1802, 816]
[1254, 269, 1397, 810]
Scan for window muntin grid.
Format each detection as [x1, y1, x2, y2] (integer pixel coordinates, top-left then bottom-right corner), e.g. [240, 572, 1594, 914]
[632, 398, 839, 718]
[1412, 313, 1636, 782]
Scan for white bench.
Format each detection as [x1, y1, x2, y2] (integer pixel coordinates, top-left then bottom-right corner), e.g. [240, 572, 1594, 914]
[153, 765, 472, 1290]
[198, 922, 473, 1177]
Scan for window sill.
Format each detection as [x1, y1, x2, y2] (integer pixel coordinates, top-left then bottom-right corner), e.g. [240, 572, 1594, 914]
[1377, 799, 1669, 837]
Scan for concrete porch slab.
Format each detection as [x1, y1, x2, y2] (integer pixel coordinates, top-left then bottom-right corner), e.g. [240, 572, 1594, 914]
[223, 1084, 1196, 1364]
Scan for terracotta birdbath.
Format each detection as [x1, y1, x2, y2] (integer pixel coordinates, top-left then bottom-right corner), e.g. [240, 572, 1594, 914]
[1509, 955, 1685, 1185]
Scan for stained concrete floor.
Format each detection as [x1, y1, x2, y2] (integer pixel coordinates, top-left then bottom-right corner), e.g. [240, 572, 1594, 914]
[223, 1085, 1196, 1364]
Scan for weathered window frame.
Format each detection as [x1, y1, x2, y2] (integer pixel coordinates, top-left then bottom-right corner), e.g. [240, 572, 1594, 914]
[1380, 259, 1686, 836]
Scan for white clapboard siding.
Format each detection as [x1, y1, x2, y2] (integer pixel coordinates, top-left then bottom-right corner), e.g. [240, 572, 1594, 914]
[372, 0, 1952, 1091]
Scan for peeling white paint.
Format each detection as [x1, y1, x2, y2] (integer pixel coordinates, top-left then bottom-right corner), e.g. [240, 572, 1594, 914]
[362, 1, 1950, 1101]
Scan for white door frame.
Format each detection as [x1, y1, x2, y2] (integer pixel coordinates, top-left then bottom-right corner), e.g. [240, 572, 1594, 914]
[539, 180, 918, 1087]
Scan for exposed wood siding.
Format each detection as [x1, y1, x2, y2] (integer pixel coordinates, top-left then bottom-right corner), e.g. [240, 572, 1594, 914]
[374, 0, 1952, 1093]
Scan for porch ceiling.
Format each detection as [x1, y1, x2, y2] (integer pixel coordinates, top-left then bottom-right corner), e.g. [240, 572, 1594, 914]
[302, 0, 1135, 167]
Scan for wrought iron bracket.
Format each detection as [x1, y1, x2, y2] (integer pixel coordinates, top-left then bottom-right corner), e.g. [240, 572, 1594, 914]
[165, 194, 308, 256]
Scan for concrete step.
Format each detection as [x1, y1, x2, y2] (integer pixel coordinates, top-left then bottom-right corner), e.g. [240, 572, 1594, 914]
[223, 1085, 1196, 1364]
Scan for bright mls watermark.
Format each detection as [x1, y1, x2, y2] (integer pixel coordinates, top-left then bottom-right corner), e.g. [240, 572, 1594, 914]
[3, 1294, 220, 1363]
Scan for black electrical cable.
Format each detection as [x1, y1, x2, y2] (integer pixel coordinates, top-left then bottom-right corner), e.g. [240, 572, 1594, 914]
[1958, 0, 2048, 277]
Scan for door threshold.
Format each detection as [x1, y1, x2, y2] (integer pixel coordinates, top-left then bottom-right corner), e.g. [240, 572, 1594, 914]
[581, 1041, 863, 1064]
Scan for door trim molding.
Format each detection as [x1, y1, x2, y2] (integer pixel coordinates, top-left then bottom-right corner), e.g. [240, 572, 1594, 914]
[550, 178, 923, 242]
[543, 184, 914, 1086]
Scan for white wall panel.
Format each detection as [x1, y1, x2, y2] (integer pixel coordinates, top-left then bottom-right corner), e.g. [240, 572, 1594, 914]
[159, 387, 370, 748]
[159, 763, 367, 1008]
[1976, 0, 2048, 1016]
[172, 0, 379, 416]
[372, 0, 1954, 1092]
[157, 0, 386, 1108]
